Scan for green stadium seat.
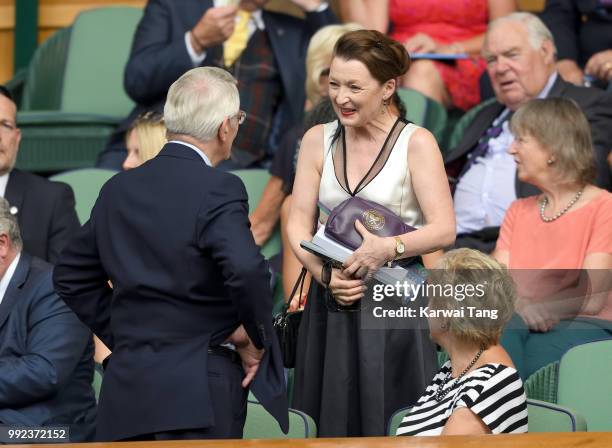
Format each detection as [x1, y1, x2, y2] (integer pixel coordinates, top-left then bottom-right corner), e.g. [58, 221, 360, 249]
[230, 169, 282, 260]
[397, 88, 447, 143]
[557, 339, 612, 431]
[11, 7, 143, 172]
[527, 399, 586, 432]
[243, 400, 317, 439]
[50, 168, 118, 223]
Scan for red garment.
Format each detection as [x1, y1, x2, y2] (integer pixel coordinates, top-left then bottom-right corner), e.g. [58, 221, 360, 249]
[389, 0, 488, 110]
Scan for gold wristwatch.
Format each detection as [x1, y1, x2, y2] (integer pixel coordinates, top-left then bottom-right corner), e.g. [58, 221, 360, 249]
[394, 236, 405, 259]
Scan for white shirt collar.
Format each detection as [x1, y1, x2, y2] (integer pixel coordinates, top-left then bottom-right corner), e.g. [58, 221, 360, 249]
[168, 140, 212, 166]
[538, 72, 558, 99]
[0, 171, 9, 197]
[0, 252, 21, 306]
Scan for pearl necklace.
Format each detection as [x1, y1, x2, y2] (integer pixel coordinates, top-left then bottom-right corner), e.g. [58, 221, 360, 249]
[539, 188, 584, 223]
[435, 347, 484, 402]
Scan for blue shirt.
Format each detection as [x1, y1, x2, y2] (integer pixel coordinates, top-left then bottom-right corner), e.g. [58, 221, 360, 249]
[454, 72, 558, 234]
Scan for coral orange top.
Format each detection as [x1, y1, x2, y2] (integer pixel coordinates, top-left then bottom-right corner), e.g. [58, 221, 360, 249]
[496, 191, 612, 321]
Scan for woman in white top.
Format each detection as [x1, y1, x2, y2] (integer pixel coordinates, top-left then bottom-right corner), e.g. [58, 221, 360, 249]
[396, 249, 528, 436]
[287, 30, 455, 436]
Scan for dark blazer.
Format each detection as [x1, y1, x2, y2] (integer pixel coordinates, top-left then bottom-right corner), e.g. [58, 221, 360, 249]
[5, 169, 80, 264]
[54, 143, 288, 441]
[0, 253, 96, 441]
[446, 76, 612, 193]
[96, 0, 336, 168]
[541, 0, 612, 67]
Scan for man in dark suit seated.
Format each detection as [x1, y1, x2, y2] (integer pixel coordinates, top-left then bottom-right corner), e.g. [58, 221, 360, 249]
[97, 0, 336, 170]
[541, 0, 612, 87]
[54, 67, 288, 441]
[0, 198, 96, 442]
[0, 87, 80, 263]
[445, 12, 612, 253]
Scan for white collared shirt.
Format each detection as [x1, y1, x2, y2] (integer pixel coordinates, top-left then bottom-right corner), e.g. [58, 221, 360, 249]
[0, 172, 9, 197]
[0, 252, 21, 306]
[455, 72, 559, 234]
[168, 140, 212, 166]
[184, 1, 328, 66]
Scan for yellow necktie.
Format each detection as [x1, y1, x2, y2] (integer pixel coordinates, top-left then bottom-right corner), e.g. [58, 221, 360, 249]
[224, 10, 252, 67]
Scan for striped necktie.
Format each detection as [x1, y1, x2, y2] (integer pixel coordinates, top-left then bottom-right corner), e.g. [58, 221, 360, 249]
[458, 111, 511, 179]
[224, 10, 252, 67]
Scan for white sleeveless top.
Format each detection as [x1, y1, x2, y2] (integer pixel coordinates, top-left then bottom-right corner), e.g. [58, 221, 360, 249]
[318, 120, 424, 228]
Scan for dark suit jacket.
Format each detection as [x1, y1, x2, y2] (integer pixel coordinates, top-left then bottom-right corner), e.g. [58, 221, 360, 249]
[541, 0, 612, 67]
[96, 0, 336, 168]
[0, 253, 96, 441]
[446, 75, 612, 194]
[5, 169, 80, 264]
[54, 142, 288, 441]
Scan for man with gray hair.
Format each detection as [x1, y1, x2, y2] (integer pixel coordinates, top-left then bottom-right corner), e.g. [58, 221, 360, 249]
[0, 197, 96, 441]
[54, 67, 288, 441]
[445, 12, 612, 253]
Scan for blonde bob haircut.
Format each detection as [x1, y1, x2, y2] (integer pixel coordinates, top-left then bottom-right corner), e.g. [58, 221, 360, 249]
[131, 112, 166, 164]
[305, 23, 363, 105]
[427, 249, 517, 349]
[510, 98, 596, 185]
[164, 67, 239, 142]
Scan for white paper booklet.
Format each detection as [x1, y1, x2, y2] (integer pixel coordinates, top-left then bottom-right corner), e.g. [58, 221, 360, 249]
[300, 226, 415, 286]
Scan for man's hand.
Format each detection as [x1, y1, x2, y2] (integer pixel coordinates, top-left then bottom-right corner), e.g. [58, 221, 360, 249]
[585, 50, 612, 82]
[557, 59, 584, 85]
[288, 0, 323, 12]
[227, 325, 265, 387]
[516, 299, 559, 333]
[190, 5, 239, 53]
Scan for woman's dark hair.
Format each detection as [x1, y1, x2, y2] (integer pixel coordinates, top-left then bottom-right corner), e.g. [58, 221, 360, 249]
[332, 29, 410, 115]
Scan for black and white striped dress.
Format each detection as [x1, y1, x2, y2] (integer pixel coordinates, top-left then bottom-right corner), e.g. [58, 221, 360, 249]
[396, 362, 528, 436]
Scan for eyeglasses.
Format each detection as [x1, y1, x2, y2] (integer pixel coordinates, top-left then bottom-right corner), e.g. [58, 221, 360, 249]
[0, 120, 17, 133]
[232, 110, 246, 126]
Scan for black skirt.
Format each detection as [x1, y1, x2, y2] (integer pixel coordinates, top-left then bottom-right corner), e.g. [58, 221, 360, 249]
[292, 280, 438, 437]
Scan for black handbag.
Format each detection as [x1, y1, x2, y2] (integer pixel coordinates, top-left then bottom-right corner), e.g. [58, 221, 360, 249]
[272, 267, 308, 368]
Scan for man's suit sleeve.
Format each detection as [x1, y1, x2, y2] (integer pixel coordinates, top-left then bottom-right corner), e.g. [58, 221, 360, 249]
[47, 182, 81, 265]
[124, 0, 210, 105]
[196, 174, 273, 349]
[540, 0, 580, 62]
[0, 272, 90, 408]
[303, 7, 337, 34]
[53, 192, 114, 350]
[580, 89, 612, 190]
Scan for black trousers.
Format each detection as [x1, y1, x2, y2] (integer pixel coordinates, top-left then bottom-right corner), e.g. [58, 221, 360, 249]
[123, 353, 248, 441]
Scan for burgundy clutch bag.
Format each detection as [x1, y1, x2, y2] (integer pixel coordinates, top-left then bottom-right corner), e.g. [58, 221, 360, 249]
[324, 197, 415, 250]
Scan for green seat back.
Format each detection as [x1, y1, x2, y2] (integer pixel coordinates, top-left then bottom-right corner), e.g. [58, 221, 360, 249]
[387, 405, 412, 436]
[396, 88, 447, 143]
[21, 27, 72, 111]
[50, 168, 118, 223]
[231, 169, 282, 259]
[423, 96, 448, 143]
[527, 399, 586, 432]
[397, 88, 427, 126]
[524, 361, 559, 403]
[445, 98, 496, 152]
[61, 7, 142, 116]
[558, 340, 612, 431]
[244, 400, 316, 438]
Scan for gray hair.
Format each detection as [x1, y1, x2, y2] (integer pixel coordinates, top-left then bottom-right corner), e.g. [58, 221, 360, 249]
[0, 198, 23, 251]
[164, 67, 240, 142]
[487, 12, 557, 55]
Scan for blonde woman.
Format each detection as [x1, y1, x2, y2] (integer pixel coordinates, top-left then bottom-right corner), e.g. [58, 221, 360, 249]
[123, 111, 166, 170]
